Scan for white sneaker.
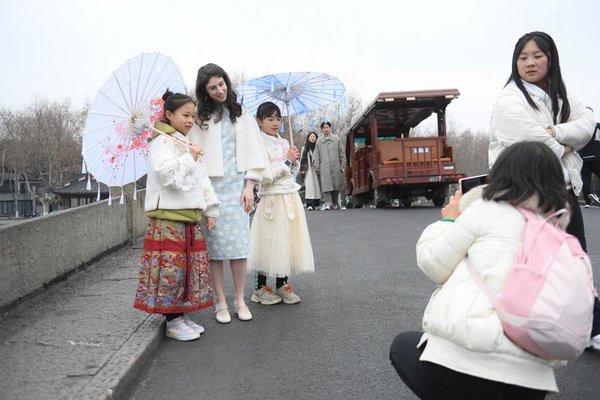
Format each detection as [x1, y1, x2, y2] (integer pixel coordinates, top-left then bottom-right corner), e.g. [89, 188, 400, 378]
[251, 285, 282, 305]
[183, 315, 205, 334]
[277, 284, 301, 304]
[589, 334, 600, 350]
[589, 193, 600, 207]
[306, 206, 314, 211]
[165, 317, 200, 341]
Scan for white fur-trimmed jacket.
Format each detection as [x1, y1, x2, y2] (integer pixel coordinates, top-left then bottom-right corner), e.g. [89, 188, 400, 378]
[489, 80, 595, 195]
[257, 132, 300, 196]
[145, 132, 220, 218]
[187, 108, 271, 182]
[415, 188, 570, 392]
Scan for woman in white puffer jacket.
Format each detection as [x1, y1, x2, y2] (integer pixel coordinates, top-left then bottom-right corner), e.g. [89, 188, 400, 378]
[390, 141, 572, 399]
[489, 30, 600, 357]
[488, 31, 595, 249]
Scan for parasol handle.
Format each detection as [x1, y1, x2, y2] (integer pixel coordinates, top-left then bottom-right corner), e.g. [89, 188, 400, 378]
[285, 102, 294, 147]
[147, 126, 204, 155]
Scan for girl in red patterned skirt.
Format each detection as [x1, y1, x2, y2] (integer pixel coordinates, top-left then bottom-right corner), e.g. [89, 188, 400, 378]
[134, 90, 220, 341]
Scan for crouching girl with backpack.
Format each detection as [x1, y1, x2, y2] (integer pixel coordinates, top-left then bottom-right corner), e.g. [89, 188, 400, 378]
[389, 141, 594, 400]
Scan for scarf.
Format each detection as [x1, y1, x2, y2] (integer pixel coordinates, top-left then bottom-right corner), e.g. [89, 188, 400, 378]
[150, 120, 177, 141]
[300, 139, 316, 172]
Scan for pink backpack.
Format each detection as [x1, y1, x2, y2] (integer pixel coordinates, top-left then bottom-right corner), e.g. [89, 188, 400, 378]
[468, 207, 596, 360]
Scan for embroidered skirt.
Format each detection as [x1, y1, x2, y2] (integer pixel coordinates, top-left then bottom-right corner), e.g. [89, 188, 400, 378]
[134, 219, 213, 314]
[248, 193, 315, 277]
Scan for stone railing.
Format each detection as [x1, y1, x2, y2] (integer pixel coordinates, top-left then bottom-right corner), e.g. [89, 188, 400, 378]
[0, 190, 147, 309]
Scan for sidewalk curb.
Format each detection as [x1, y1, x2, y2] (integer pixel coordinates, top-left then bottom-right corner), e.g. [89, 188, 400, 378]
[78, 314, 164, 400]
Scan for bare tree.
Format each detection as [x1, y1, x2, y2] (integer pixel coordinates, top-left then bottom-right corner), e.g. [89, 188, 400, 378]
[447, 129, 489, 176]
[288, 91, 364, 147]
[0, 99, 87, 215]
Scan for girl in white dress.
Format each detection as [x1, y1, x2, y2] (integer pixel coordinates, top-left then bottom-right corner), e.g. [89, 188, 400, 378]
[249, 102, 315, 305]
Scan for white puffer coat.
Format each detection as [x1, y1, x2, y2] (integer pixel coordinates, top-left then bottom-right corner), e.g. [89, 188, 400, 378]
[416, 188, 570, 392]
[489, 81, 595, 195]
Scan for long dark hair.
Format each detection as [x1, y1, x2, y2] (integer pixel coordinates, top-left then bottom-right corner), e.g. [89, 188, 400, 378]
[483, 141, 569, 214]
[506, 31, 570, 124]
[195, 63, 242, 125]
[300, 131, 318, 172]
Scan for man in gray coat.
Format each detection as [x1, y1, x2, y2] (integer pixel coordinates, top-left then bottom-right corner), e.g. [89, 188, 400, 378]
[313, 122, 347, 210]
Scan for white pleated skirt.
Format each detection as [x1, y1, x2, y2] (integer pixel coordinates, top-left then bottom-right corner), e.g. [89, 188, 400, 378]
[248, 192, 315, 277]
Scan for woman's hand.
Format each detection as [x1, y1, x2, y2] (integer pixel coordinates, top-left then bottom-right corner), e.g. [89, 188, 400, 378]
[240, 180, 255, 213]
[564, 144, 574, 154]
[287, 146, 300, 163]
[442, 190, 462, 220]
[206, 217, 215, 230]
[189, 144, 204, 161]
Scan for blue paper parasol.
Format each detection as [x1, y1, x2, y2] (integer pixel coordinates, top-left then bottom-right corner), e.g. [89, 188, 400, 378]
[236, 71, 345, 145]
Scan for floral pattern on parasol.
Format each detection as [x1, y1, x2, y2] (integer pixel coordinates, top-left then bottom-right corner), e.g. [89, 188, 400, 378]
[81, 52, 185, 201]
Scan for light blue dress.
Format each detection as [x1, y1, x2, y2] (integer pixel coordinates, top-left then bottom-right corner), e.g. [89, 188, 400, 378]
[202, 110, 250, 260]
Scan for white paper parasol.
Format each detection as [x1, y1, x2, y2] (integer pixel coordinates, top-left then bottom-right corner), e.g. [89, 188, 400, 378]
[81, 52, 186, 202]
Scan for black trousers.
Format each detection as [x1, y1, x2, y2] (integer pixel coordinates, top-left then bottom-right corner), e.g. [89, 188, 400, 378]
[581, 161, 600, 203]
[389, 331, 547, 400]
[305, 198, 321, 207]
[566, 191, 600, 336]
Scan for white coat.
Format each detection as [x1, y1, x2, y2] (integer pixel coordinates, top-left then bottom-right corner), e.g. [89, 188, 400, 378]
[257, 132, 300, 196]
[416, 188, 569, 392]
[188, 108, 270, 182]
[300, 146, 321, 200]
[144, 132, 219, 217]
[489, 81, 595, 195]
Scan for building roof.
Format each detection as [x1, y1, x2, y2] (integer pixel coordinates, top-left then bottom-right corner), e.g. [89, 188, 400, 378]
[52, 174, 147, 196]
[52, 174, 110, 196]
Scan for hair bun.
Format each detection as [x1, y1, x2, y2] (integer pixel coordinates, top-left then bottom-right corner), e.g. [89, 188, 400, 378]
[162, 89, 174, 101]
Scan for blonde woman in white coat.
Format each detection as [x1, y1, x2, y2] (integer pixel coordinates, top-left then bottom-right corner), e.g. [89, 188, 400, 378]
[489, 31, 600, 349]
[390, 141, 574, 399]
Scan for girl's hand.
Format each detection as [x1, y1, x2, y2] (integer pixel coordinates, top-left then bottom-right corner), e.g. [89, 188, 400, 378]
[287, 146, 300, 163]
[441, 190, 462, 220]
[240, 181, 255, 213]
[206, 217, 215, 230]
[564, 144, 574, 154]
[189, 144, 204, 160]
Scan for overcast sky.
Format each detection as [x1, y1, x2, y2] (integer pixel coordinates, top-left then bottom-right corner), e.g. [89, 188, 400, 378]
[1, 0, 599, 131]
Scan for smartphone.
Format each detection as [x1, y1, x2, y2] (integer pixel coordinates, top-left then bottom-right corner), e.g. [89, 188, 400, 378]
[459, 174, 488, 194]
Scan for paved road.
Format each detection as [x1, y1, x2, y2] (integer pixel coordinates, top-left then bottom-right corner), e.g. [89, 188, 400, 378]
[125, 206, 600, 400]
